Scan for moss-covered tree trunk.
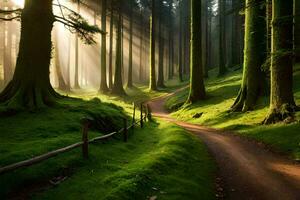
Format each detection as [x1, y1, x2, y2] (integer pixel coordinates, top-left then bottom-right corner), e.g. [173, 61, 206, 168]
[112, 3, 126, 96]
[0, 0, 61, 109]
[231, 0, 266, 112]
[186, 0, 206, 103]
[149, 0, 157, 91]
[108, 1, 114, 89]
[127, 0, 134, 88]
[263, 0, 296, 124]
[99, 0, 109, 93]
[157, 1, 165, 88]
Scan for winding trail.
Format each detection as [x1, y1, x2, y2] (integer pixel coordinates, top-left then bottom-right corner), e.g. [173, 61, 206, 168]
[148, 89, 300, 200]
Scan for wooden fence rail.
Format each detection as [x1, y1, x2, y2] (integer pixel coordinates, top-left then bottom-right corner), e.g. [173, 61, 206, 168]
[0, 103, 150, 175]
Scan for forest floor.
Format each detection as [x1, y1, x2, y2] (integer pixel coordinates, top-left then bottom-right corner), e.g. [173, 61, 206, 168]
[148, 88, 300, 200]
[166, 64, 300, 161]
[0, 80, 216, 199]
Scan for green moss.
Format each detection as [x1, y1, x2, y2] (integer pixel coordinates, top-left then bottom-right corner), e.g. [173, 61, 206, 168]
[166, 64, 300, 160]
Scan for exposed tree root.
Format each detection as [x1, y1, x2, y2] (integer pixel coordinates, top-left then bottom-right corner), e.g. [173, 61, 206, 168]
[263, 104, 298, 124]
[0, 80, 63, 111]
[231, 87, 259, 112]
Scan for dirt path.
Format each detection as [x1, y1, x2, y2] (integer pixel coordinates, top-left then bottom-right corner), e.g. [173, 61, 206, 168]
[148, 90, 300, 200]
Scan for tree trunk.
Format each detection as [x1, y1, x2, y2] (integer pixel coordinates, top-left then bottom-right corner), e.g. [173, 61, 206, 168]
[263, 0, 296, 124]
[108, 1, 114, 89]
[168, 0, 174, 80]
[157, 8, 165, 88]
[139, 11, 144, 82]
[0, 0, 60, 109]
[54, 41, 68, 91]
[187, 0, 206, 103]
[99, 0, 109, 93]
[111, 4, 126, 96]
[127, 0, 134, 88]
[231, 0, 266, 112]
[3, 21, 13, 85]
[218, 0, 227, 76]
[178, 1, 183, 82]
[74, 0, 80, 89]
[149, 0, 157, 91]
[295, 0, 300, 62]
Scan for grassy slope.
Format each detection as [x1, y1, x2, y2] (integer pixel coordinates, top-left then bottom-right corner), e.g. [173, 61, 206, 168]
[0, 80, 215, 199]
[166, 64, 300, 160]
[32, 122, 215, 200]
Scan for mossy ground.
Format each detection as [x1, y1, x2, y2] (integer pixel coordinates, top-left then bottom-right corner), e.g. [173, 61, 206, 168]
[166, 64, 300, 160]
[0, 79, 215, 199]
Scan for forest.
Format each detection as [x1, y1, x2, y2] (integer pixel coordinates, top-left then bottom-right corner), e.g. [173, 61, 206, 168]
[0, 0, 299, 199]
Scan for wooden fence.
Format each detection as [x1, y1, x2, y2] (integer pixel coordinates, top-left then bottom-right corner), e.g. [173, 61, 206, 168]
[0, 103, 151, 175]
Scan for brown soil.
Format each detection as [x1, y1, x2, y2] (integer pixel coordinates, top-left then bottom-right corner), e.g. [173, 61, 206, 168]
[148, 90, 300, 200]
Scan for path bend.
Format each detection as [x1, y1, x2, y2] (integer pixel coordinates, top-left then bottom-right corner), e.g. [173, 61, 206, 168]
[148, 90, 300, 200]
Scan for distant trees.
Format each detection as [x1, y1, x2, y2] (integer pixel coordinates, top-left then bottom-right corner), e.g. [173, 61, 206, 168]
[186, 0, 206, 103]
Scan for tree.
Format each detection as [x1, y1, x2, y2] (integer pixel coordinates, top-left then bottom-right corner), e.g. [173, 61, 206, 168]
[127, 0, 134, 88]
[218, 0, 227, 76]
[186, 0, 206, 103]
[74, 0, 80, 89]
[178, 0, 184, 82]
[157, 0, 166, 88]
[295, 0, 300, 62]
[263, 0, 296, 124]
[231, 0, 266, 112]
[168, 0, 174, 80]
[99, 0, 109, 93]
[108, 0, 114, 89]
[112, 2, 126, 96]
[0, 0, 102, 109]
[149, 0, 157, 91]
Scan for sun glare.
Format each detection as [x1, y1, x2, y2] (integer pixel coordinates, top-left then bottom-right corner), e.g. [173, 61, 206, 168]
[12, 0, 25, 7]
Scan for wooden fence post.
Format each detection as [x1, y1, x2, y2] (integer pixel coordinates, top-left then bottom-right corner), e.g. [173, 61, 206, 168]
[123, 118, 128, 142]
[132, 103, 136, 133]
[147, 104, 152, 121]
[81, 121, 90, 159]
[140, 103, 144, 128]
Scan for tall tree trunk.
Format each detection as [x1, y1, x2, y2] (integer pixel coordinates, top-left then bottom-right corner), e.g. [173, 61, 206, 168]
[149, 0, 157, 91]
[112, 3, 126, 96]
[263, 0, 296, 124]
[178, 1, 183, 82]
[127, 0, 134, 88]
[168, 0, 174, 80]
[157, 7, 165, 88]
[99, 0, 109, 93]
[139, 11, 144, 82]
[266, 0, 272, 60]
[231, 0, 266, 112]
[54, 39, 68, 91]
[203, 0, 209, 78]
[0, 0, 60, 109]
[187, 0, 206, 103]
[109, 1, 114, 89]
[218, 0, 227, 76]
[295, 0, 300, 62]
[74, 0, 80, 89]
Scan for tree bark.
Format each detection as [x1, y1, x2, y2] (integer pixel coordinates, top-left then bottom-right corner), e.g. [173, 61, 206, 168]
[231, 0, 266, 112]
[127, 0, 134, 88]
[218, 0, 227, 76]
[263, 0, 296, 124]
[108, 1, 114, 89]
[295, 0, 300, 62]
[99, 0, 109, 93]
[111, 3, 126, 96]
[187, 0, 206, 103]
[0, 0, 61, 109]
[149, 0, 157, 91]
[74, 0, 80, 89]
